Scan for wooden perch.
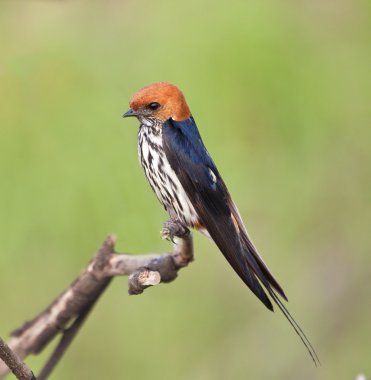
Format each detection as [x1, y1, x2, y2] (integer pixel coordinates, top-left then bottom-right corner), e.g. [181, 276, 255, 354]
[0, 227, 193, 380]
[0, 338, 35, 380]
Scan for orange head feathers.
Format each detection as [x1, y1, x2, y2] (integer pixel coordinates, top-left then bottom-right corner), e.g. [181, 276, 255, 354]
[124, 82, 191, 122]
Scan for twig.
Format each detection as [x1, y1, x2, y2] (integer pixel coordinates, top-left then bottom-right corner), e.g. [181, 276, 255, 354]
[0, 338, 35, 380]
[0, 228, 193, 379]
[37, 280, 111, 380]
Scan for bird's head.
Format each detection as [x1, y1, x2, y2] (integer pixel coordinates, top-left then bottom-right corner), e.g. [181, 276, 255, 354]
[123, 82, 191, 127]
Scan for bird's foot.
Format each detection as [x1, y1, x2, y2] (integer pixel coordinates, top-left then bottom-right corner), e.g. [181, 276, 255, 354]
[160, 219, 190, 243]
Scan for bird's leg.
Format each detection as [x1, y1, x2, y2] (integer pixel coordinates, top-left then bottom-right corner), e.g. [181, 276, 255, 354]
[161, 218, 190, 243]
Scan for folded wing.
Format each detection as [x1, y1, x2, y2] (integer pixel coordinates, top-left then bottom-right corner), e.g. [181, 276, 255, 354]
[162, 117, 319, 365]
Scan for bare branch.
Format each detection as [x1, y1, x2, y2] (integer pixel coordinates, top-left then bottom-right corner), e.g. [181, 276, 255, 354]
[37, 283, 109, 380]
[0, 228, 193, 379]
[0, 337, 35, 380]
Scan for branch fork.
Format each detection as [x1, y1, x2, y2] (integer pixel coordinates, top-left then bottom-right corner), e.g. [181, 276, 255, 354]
[0, 224, 193, 379]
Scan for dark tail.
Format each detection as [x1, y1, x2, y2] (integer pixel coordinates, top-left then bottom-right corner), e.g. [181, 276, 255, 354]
[209, 220, 320, 365]
[239, 237, 320, 366]
[195, 198, 320, 365]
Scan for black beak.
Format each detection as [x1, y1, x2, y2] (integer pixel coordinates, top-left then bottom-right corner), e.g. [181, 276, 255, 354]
[122, 108, 138, 118]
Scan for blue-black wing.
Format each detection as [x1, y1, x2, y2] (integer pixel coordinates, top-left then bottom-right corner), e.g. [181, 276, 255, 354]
[162, 117, 319, 365]
[162, 117, 286, 308]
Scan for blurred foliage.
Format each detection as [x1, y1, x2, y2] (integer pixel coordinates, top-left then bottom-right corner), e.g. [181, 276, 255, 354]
[0, 0, 370, 379]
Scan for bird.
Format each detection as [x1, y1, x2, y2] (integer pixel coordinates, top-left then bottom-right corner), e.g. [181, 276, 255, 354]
[123, 82, 319, 364]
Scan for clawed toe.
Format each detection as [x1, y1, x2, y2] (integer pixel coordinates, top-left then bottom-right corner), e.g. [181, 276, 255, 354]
[160, 227, 174, 242]
[160, 219, 189, 242]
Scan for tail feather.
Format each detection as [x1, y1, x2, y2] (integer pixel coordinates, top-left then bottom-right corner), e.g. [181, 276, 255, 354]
[223, 236, 274, 311]
[192, 193, 319, 364]
[229, 200, 288, 300]
[242, 234, 288, 301]
[239, 238, 320, 366]
[267, 287, 321, 366]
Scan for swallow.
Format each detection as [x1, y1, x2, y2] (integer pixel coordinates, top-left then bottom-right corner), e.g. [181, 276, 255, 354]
[123, 82, 319, 364]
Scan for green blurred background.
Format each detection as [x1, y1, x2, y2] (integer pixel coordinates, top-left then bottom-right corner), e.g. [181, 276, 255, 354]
[0, 0, 370, 379]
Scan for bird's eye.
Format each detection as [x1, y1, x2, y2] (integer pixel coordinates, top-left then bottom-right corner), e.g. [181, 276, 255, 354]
[148, 102, 160, 110]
